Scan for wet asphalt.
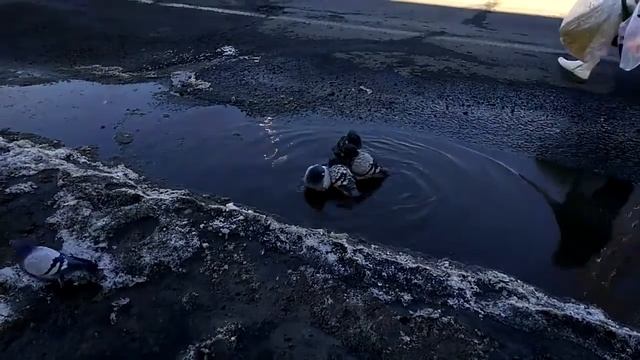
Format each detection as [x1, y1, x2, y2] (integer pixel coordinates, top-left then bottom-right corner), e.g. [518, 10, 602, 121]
[2, 0, 640, 358]
[1, 0, 640, 180]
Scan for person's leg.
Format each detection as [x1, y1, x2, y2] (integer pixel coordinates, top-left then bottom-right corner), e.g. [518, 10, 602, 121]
[557, 57, 600, 81]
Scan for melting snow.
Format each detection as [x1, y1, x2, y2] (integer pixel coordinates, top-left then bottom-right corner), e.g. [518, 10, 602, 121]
[170, 71, 211, 90]
[1, 134, 639, 358]
[217, 45, 238, 57]
[4, 181, 37, 194]
[0, 298, 12, 325]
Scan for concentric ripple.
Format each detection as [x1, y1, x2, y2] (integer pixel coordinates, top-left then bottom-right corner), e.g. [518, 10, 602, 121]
[3, 81, 640, 325]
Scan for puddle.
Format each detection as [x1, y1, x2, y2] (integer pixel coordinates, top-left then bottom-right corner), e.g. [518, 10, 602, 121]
[1, 80, 640, 323]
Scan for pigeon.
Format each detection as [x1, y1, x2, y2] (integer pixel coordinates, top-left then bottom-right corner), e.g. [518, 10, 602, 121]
[10, 240, 100, 285]
[304, 164, 360, 197]
[330, 131, 388, 179]
[332, 130, 362, 162]
[337, 143, 388, 180]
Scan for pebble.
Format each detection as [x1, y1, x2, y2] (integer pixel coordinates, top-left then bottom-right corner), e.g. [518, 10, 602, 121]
[114, 132, 134, 145]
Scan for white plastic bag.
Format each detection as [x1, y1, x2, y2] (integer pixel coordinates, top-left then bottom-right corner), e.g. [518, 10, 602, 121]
[620, 4, 640, 70]
[560, 0, 622, 63]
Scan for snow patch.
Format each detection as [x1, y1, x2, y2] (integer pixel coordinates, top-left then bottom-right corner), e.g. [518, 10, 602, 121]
[217, 45, 238, 56]
[110, 297, 130, 325]
[74, 65, 131, 79]
[180, 322, 241, 360]
[0, 137, 197, 291]
[4, 181, 37, 194]
[0, 138, 140, 184]
[0, 297, 13, 328]
[1, 134, 639, 358]
[0, 266, 43, 289]
[207, 202, 640, 358]
[171, 71, 211, 90]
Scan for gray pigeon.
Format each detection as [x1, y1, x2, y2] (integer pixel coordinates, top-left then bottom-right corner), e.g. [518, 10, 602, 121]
[304, 164, 360, 197]
[340, 143, 388, 180]
[11, 241, 100, 285]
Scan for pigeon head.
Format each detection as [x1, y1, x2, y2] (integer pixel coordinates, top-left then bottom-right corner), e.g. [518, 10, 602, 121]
[345, 130, 362, 149]
[9, 239, 36, 261]
[304, 165, 328, 191]
[332, 131, 362, 161]
[341, 143, 360, 160]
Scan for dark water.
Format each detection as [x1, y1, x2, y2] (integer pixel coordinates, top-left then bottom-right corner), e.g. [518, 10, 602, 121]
[2, 80, 640, 323]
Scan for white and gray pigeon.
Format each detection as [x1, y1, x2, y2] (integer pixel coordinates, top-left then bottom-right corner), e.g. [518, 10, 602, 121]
[10, 241, 100, 285]
[339, 143, 388, 180]
[304, 164, 360, 197]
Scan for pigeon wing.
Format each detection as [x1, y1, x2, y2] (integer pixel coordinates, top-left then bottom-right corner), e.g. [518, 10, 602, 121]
[22, 246, 65, 279]
[351, 152, 374, 177]
[330, 166, 360, 197]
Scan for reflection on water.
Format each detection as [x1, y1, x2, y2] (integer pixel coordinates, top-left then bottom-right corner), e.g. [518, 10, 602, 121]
[2, 81, 640, 324]
[303, 177, 386, 211]
[531, 160, 636, 265]
[552, 177, 634, 268]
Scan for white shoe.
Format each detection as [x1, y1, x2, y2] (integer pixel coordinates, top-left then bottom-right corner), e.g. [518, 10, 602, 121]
[557, 57, 592, 81]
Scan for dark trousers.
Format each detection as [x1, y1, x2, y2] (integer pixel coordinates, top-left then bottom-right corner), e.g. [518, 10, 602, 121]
[611, 36, 624, 56]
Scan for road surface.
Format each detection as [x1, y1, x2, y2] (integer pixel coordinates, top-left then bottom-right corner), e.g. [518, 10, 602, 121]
[1, 1, 640, 359]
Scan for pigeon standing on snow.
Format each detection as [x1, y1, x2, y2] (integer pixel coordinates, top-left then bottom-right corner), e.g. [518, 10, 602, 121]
[304, 164, 360, 197]
[10, 241, 100, 285]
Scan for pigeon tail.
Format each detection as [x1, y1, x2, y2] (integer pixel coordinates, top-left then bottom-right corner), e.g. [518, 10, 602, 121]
[372, 165, 389, 179]
[65, 256, 100, 275]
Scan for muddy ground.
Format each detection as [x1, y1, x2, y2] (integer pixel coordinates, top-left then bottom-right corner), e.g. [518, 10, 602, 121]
[2, 1, 640, 359]
[1, 132, 639, 359]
